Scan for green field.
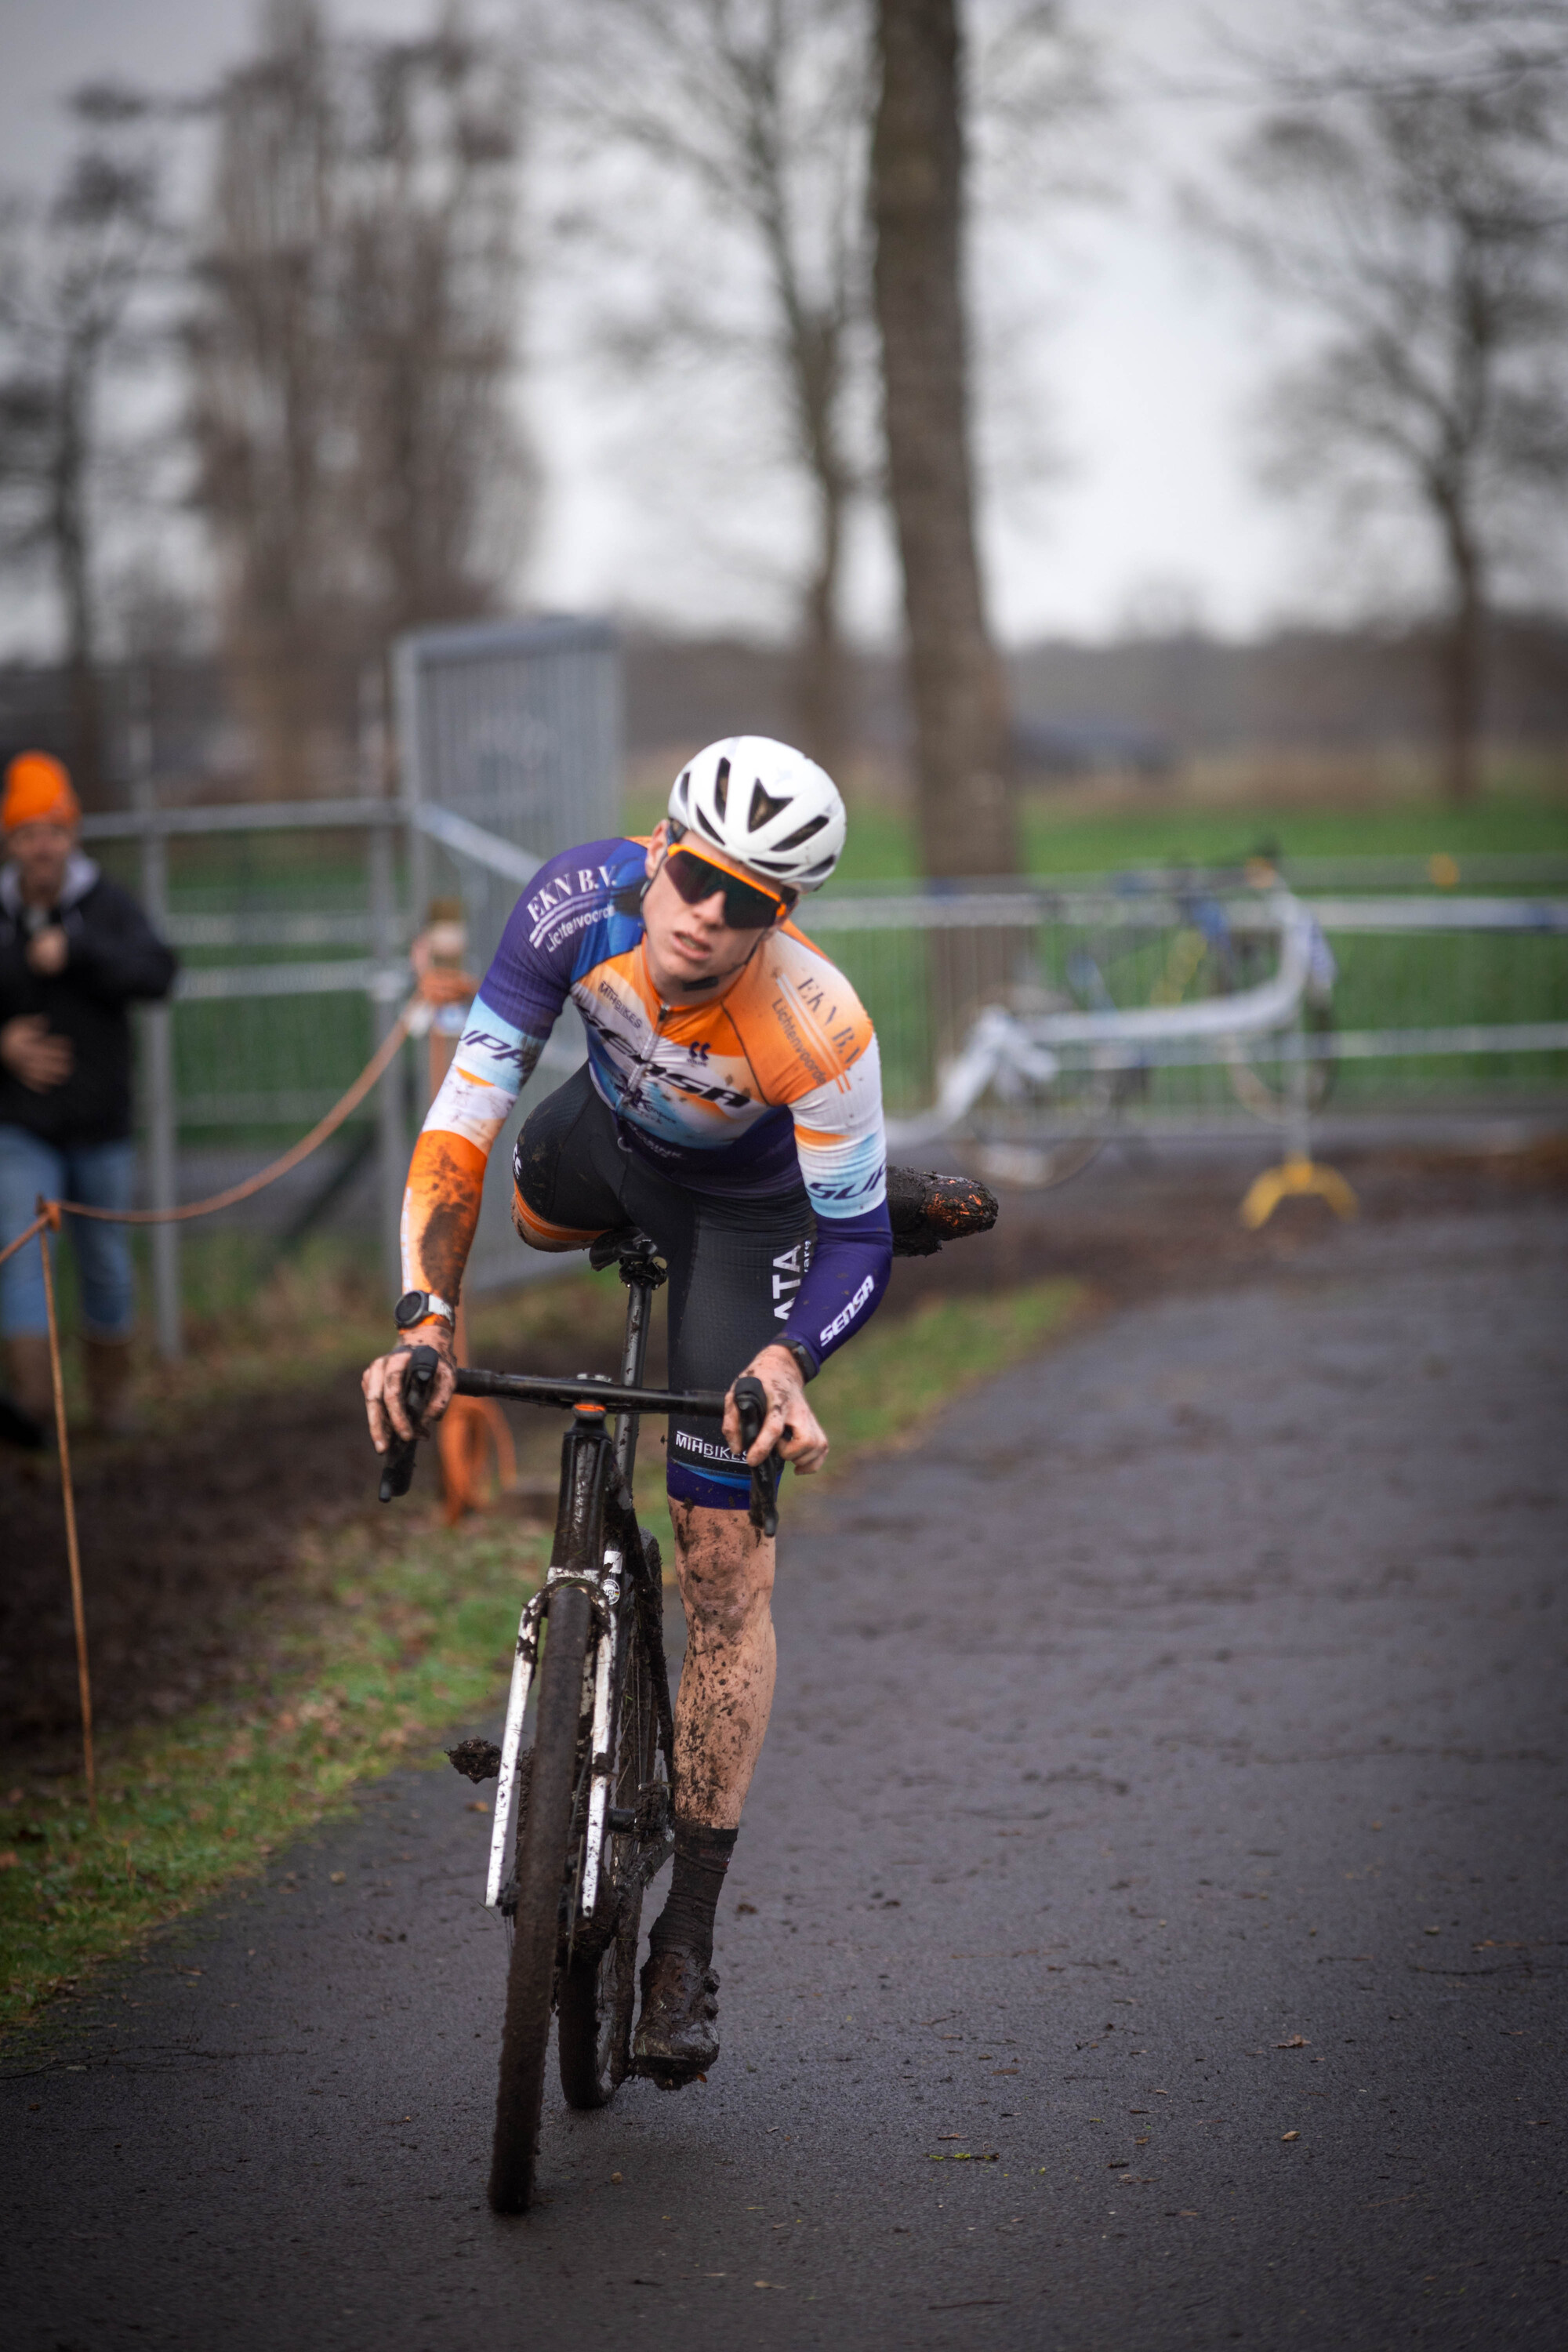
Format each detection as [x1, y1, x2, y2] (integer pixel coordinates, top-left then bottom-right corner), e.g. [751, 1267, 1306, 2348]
[831, 782, 1568, 884]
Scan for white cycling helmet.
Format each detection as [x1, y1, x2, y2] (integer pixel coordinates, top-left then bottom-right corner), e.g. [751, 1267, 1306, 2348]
[667, 735, 846, 894]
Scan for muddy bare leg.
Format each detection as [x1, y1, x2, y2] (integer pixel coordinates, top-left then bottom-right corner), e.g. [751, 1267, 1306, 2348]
[669, 1500, 776, 1831]
[635, 1502, 775, 2080]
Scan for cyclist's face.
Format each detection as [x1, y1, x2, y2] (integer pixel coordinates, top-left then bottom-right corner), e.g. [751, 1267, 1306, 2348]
[641, 820, 783, 996]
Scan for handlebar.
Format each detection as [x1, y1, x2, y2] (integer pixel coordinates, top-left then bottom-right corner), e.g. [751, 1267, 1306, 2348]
[732, 1372, 784, 1537]
[377, 1352, 788, 1532]
[378, 1342, 439, 1503]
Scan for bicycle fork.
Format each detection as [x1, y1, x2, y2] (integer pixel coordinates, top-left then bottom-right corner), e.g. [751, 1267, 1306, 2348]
[486, 1403, 620, 1915]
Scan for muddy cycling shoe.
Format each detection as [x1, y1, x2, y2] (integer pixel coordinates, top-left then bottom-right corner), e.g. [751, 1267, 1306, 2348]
[886, 1166, 1000, 1257]
[633, 1944, 720, 2087]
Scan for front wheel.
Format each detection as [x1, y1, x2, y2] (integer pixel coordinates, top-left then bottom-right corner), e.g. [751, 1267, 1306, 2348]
[488, 1584, 591, 2215]
[557, 1595, 659, 2109]
[557, 1900, 642, 2110]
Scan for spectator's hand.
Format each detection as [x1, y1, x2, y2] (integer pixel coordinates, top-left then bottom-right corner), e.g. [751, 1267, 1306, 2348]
[724, 1341, 829, 1476]
[362, 1326, 457, 1453]
[1, 1014, 74, 1092]
[25, 925, 68, 976]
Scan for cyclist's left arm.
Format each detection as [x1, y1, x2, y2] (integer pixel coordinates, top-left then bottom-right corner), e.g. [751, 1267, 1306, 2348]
[724, 1011, 892, 1474]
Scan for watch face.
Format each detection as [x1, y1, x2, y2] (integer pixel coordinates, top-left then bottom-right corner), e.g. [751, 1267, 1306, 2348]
[394, 1290, 425, 1327]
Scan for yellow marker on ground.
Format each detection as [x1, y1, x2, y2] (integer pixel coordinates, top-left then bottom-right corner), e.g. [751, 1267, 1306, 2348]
[1239, 1156, 1359, 1229]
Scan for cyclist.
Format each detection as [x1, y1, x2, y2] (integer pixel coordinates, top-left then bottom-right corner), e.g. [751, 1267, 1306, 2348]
[362, 738, 891, 2085]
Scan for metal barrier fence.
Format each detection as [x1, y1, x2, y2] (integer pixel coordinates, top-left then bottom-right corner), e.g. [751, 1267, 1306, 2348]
[394, 615, 621, 1292]
[68, 619, 622, 1354]
[804, 877, 1568, 1147]
[66, 778, 1568, 1357]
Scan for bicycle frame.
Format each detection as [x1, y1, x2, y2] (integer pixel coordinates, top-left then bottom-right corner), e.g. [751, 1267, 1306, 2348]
[484, 1413, 669, 1917]
[381, 1237, 785, 1925]
[481, 1244, 682, 1917]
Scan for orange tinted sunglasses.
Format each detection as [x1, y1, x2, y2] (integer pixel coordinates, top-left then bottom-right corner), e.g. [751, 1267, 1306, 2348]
[663, 840, 795, 930]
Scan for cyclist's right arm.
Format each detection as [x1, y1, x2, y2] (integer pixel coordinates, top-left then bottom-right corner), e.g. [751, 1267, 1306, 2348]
[362, 996, 553, 1449]
[363, 840, 647, 1450]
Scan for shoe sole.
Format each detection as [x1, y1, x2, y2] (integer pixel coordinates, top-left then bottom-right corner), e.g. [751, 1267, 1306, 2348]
[631, 2050, 713, 2090]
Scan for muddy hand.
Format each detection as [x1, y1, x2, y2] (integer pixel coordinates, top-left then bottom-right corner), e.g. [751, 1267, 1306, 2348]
[724, 1341, 828, 1475]
[362, 1334, 456, 1453]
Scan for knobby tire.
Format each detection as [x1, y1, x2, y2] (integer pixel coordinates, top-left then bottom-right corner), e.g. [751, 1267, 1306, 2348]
[557, 1591, 659, 2109]
[488, 1583, 591, 2215]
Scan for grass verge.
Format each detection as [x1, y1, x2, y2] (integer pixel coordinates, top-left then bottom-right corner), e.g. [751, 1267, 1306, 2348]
[0, 1275, 1083, 2033]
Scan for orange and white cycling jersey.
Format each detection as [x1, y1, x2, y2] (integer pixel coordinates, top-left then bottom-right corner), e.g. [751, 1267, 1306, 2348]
[401, 836, 891, 1369]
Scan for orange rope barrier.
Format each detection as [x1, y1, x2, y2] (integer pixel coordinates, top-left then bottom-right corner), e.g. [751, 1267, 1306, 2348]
[0, 1207, 49, 1271]
[53, 1001, 415, 1225]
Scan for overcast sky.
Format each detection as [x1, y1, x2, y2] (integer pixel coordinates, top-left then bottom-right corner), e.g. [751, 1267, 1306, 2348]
[0, 0, 1334, 653]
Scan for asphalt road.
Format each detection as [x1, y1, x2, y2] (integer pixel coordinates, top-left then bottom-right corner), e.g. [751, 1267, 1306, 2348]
[5, 1196, 1565, 2351]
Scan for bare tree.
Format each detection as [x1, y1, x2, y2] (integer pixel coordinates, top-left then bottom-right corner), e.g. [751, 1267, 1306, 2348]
[342, 22, 530, 635]
[187, 0, 346, 796]
[1204, 0, 1568, 803]
[538, 0, 873, 774]
[0, 85, 162, 800]
[543, 1, 1094, 787]
[188, 0, 528, 797]
[872, 0, 1013, 876]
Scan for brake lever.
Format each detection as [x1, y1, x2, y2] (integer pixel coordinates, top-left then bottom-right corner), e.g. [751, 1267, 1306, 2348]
[378, 1343, 440, 1503]
[732, 1371, 784, 1537]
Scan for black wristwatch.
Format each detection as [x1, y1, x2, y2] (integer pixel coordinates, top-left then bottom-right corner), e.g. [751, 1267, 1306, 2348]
[394, 1288, 456, 1333]
[783, 1338, 817, 1384]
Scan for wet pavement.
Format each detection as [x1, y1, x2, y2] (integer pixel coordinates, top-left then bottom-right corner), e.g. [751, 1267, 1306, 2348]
[5, 1196, 1565, 2350]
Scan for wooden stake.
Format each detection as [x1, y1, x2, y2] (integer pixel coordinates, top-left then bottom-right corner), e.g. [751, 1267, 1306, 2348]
[36, 1199, 96, 1820]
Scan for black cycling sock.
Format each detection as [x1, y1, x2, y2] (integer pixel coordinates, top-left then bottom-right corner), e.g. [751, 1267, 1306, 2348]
[648, 1820, 739, 1969]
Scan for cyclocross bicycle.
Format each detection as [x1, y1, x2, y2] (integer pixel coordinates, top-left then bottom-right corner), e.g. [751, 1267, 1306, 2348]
[379, 1167, 996, 2215]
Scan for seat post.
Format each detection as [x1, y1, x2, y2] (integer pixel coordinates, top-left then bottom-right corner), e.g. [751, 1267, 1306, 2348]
[612, 1236, 666, 1482]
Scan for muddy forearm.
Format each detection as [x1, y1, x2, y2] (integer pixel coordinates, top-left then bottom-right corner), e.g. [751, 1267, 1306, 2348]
[400, 1131, 488, 1299]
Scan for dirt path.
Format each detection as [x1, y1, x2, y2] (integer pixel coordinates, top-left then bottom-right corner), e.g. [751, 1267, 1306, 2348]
[5, 1140, 1561, 1750]
[5, 1187, 1564, 2350]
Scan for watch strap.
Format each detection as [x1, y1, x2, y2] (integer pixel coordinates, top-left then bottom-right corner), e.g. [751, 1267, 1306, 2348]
[394, 1288, 456, 1331]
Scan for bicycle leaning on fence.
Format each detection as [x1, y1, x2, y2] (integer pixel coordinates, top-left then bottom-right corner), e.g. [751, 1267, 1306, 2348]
[378, 1165, 995, 2215]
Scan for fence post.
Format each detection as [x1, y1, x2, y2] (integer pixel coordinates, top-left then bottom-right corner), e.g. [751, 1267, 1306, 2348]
[1285, 1008, 1312, 1169]
[392, 637, 430, 942]
[131, 676, 182, 1360]
[361, 664, 405, 1298]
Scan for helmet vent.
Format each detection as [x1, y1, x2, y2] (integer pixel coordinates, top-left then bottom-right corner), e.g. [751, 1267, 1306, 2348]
[775, 812, 828, 851]
[749, 779, 790, 832]
[713, 757, 730, 820]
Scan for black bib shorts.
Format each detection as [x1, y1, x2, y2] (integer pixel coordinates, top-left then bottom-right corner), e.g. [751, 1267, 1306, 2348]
[512, 1066, 815, 1511]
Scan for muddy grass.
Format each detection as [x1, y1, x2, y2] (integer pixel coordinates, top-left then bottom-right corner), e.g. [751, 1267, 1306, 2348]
[4, 1136, 1565, 1769]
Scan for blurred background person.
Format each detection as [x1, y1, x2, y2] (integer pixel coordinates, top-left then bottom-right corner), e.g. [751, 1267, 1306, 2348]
[0, 750, 176, 1442]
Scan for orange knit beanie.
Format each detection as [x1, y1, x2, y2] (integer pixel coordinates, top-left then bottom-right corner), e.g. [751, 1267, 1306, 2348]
[2, 750, 80, 833]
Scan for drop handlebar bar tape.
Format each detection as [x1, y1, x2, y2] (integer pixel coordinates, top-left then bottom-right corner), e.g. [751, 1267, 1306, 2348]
[732, 1372, 784, 1537]
[379, 1343, 440, 1504]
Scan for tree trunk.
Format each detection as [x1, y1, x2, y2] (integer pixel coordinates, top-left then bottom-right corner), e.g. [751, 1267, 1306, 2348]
[53, 347, 104, 805]
[1437, 516, 1485, 806]
[794, 422, 851, 777]
[871, 0, 1014, 880]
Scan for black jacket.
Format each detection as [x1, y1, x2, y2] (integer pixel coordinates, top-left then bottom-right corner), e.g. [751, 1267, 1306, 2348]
[0, 854, 178, 1147]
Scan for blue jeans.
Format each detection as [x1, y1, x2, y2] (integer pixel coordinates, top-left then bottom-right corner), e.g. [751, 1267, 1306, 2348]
[0, 1127, 138, 1340]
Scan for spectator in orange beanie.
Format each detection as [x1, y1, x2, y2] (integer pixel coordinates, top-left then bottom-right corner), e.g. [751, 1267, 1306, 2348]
[0, 750, 176, 1441]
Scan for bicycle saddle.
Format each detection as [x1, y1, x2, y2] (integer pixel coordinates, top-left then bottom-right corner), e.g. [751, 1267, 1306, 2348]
[588, 1225, 667, 1280]
[886, 1166, 1000, 1258]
